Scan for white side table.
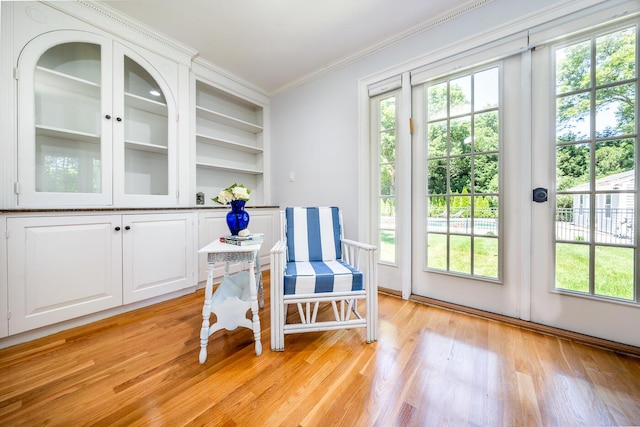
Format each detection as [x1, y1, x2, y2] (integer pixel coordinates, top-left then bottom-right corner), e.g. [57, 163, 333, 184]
[198, 239, 263, 363]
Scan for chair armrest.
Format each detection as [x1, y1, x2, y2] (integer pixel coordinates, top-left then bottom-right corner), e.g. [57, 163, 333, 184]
[270, 240, 287, 271]
[342, 239, 377, 270]
[270, 239, 286, 255]
[342, 238, 377, 252]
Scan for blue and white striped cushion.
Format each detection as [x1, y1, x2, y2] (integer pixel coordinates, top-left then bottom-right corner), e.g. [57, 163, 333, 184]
[283, 260, 364, 295]
[286, 207, 342, 262]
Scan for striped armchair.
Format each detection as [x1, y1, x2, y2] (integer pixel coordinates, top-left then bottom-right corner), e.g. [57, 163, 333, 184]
[270, 207, 378, 351]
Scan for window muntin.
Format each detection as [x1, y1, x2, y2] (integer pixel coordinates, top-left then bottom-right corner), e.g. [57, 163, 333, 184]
[425, 65, 500, 279]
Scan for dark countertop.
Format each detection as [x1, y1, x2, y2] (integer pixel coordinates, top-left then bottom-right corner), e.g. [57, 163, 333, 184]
[1, 206, 280, 214]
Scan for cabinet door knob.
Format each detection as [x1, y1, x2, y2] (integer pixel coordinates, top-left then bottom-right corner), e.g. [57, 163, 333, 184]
[116, 117, 122, 122]
[114, 226, 121, 231]
[105, 114, 111, 120]
[125, 225, 131, 230]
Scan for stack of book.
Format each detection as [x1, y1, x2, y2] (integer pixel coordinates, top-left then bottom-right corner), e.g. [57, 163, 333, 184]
[219, 233, 264, 246]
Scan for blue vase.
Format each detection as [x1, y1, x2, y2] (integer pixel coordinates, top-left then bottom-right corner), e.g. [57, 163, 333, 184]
[226, 200, 250, 235]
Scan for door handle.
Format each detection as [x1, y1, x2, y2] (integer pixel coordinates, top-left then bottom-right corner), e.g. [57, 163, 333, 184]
[533, 187, 548, 203]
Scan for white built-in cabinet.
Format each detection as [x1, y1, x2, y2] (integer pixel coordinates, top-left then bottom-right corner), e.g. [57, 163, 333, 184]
[0, 2, 275, 342]
[193, 61, 270, 206]
[0, 218, 7, 339]
[122, 213, 195, 304]
[6, 212, 195, 335]
[16, 31, 179, 207]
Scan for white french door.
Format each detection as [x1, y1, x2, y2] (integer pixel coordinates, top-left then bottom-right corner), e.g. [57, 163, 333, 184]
[410, 54, 528, 316]
[530, 19, 640, 346]
[365, 4, 640, 348]
[369, 75, 411, 297]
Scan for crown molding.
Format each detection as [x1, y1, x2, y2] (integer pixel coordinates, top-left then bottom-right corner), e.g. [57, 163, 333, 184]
[269, 0, 492, 97]
[43, 0, 198, 65]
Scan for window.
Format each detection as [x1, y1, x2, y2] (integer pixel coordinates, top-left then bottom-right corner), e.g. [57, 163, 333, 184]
[424, 65, 500, 279]
[554, 25, 637, 301]
[376, 95, 397, 264]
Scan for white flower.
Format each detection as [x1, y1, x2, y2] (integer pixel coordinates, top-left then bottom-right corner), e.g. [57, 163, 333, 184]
[212, 183, 251, 204]
[216, 190, 233, 204]
[232, 186, 250, 200]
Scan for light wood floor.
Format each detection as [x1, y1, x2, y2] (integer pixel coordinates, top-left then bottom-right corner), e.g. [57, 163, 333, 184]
[1, 275, 640, 426]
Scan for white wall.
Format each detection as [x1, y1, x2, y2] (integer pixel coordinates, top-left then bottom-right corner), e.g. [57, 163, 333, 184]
[270, 0, 595, 238]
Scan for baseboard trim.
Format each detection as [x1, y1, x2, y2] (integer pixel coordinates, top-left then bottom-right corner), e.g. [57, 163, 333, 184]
[392, 293, 640, 358]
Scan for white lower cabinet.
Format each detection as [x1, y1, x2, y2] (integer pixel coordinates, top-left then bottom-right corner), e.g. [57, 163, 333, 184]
[0, 218, 8, 339]
[7, 215, 123, 334]
[6, 212, 195, 335]
[123, 213, 195, 304]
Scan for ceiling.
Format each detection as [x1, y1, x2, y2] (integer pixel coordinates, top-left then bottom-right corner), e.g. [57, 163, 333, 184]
[102, 0, 479, 95]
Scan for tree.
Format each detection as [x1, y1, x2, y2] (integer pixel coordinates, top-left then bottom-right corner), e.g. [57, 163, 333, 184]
[555, 27, 636, 193]
[426, 77, 499, 202]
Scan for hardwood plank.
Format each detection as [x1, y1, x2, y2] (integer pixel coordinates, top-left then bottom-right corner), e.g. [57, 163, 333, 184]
[1, 272, 639, 426]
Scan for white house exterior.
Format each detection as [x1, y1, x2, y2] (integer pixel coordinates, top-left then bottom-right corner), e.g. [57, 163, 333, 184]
[566, 170, 635, 242]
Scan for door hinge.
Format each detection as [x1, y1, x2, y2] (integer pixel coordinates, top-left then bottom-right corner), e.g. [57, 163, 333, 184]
[5, 230, 9, 239]
[7, 311, 11, 320]
[13, 68, 19, 80]
[409, 117, 414, 135]
[14, 182, 20, 194]
[176, 113, 179, 123]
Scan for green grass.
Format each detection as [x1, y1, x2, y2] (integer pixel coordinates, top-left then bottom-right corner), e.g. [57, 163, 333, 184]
[379, 230, 396, 263]
[383, 232, 634, 301]
[557, 243, 634, 300]
[427, 233, 499, 279]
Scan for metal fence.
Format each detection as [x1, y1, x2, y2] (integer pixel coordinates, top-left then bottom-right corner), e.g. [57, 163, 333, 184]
[556, 207, 635, 244]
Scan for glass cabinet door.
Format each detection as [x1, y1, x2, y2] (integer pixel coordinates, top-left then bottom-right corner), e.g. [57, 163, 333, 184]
[35, 42, 102, 194]
[18, 32, 177, 207]
[122, 56, 169, 196]
[113, 45, 176, 206]
[18, 33, 113, 206]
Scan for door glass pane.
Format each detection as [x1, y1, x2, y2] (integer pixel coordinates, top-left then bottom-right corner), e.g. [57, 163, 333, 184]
[595, 84, 635, 137]
[424, 66, 500, 280]
[450, 75, 471, 116]
[556, 242, 590, 293]
[123, 56, 168, 195]
[426, 233, 447, 270]
[556, 93, 591, 141]
[557, 194, 591, 242]
[427, 159, 447, 194]
[594, 246, 634, 300]
[34, 43, 101, 193]
[427, 82, 448, 120]
[378, 95, 396, 263]
[427, 121, 447, 156]
[449, 116, 471, 155]
[554, 25, 637, 301]
[474, 68, 499, 109]
[596, 28, 636, 85]
[474, 236, 498, 278]
[450, 235, 471, 274]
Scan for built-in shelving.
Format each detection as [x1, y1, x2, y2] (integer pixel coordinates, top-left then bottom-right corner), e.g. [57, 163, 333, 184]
[195, 133, 263, 154]
[36, 125, 100, 143]
[195, 159, 263, 174]
[195, 106, 262, 134]
[125, 140, 168, 154]
[194, 78, 266, 205]
[125, 92, 168, 116]
[35, 66, 100, 96]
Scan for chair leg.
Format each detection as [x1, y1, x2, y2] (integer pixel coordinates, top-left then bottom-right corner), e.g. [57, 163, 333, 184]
[270, 272, 285, 352]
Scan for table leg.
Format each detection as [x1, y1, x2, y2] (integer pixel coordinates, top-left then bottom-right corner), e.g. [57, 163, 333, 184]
[249, 259, 262, 356]
[199, 267, 214, 363]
